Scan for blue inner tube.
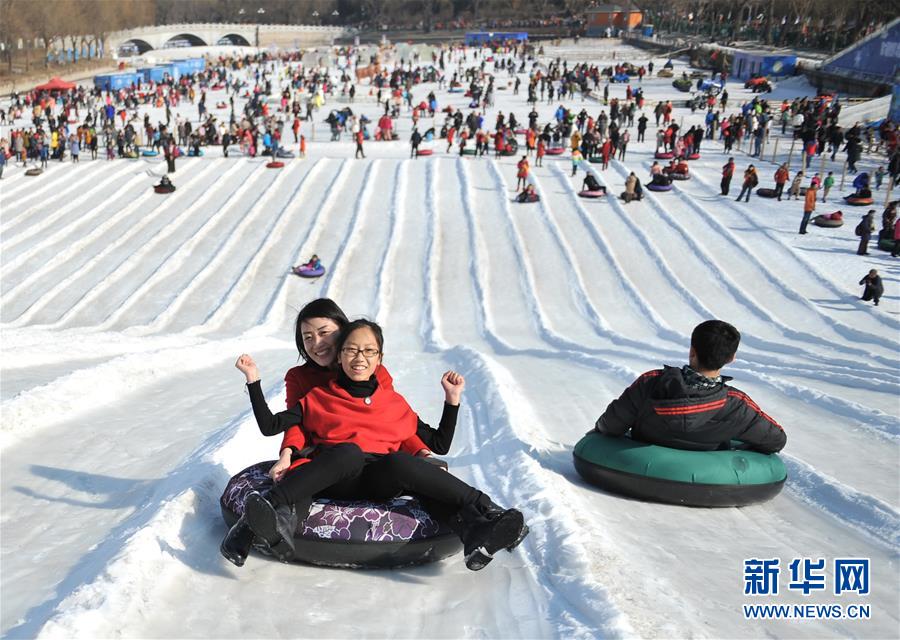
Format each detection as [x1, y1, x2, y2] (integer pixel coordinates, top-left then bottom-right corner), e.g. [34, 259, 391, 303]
[573, 432, 786, 507]
[646, 182, 673, 192]
[220, 461, 462, 569]
[141, 149, 159, 157]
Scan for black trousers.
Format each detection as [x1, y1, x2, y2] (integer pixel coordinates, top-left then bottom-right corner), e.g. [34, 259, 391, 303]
[721, 176, 732, 195]
[269, 443, 483, 517]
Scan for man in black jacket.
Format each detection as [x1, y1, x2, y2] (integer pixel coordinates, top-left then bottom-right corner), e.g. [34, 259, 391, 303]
[595, 320, 785, 453]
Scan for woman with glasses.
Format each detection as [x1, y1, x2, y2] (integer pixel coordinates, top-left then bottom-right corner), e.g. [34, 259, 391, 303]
[221, 298, 457, 566]
[229, 319, 528, 571]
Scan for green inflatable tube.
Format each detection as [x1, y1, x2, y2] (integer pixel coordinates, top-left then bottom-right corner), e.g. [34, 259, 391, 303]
[573, 431, 786, 507]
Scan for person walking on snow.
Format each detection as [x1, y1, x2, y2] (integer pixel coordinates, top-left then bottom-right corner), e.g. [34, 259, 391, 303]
[735, 165, 758, 202]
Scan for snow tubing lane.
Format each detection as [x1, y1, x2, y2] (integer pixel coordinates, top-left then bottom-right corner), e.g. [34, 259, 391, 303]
[544, 147, 565, 155]
[844, 195, 874, 206]
[573, 432, 786, 507]
[813, 215, 843, 228]
[154, 185, 176, 194]
[416, 149, 434, 156]
[266, 161, 285, 168]
[646, 182, 673, 192]
[756, 188, 777, 198]
[293, 265, 326, 278]
[578, 189, 606, 198]
[655, 151, 674, 159]
[220, 461, 462, 569]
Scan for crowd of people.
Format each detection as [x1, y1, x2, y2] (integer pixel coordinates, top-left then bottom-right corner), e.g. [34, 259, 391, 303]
[2, 41, 896, 281]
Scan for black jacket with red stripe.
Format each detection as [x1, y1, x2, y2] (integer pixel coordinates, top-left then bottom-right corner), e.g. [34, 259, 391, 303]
[595, 366, 786, 453]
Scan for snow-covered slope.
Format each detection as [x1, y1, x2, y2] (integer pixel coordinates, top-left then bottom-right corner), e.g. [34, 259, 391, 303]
[1, 39, 897, 639]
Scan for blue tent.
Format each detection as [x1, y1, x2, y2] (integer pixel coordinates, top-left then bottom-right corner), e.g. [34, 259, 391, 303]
[171, 58, 205, 75]
[464, 32, 528, 46]
[93, 72, 141, 91]
[139, 65, 180, 83]
[732, 51, 796, 80]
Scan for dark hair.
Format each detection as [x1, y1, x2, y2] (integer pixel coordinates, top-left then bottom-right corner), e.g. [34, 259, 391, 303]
[294, 298, 349, 362]
[336, 319, 384, 354]
[691, 320, 741, 371]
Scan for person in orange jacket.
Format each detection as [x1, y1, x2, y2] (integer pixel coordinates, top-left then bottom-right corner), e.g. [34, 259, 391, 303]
[516, 155, 530, 190]
[799, 183, 818, 234]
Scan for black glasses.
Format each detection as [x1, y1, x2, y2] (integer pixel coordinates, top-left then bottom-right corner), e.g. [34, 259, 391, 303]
[340, 347, 380, 359]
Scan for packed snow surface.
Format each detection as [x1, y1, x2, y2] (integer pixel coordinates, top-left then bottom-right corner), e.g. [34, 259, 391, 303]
[1, 39, 898, 639]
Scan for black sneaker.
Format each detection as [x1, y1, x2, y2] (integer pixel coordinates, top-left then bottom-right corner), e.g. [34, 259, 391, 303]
[244, 492, 297, 563]
[464, 509, 529, 571]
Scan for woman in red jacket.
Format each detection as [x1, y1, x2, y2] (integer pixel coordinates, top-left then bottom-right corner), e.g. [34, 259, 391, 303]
[221, 299, 456, 566]
[229, 319, 528, 571]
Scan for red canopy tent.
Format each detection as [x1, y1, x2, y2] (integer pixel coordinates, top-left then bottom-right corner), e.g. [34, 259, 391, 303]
[33, 77, 77, 92]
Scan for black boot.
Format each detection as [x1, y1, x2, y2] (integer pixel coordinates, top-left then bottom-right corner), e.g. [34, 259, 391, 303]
[460, 504, 529, 571]
[244, 491, 298, 563]
[220, 515, 255, 567]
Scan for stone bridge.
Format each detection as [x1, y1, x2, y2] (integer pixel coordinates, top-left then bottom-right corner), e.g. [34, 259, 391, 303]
[106, 23, 349, 54]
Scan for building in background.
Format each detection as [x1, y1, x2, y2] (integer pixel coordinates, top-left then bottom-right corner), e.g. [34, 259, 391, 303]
[584, 3, 643, 37]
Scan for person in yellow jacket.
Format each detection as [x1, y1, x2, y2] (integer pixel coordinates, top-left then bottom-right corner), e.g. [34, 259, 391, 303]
[570, 130, 582, 152]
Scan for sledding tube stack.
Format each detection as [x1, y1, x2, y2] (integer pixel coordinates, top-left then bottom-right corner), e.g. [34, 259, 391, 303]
[572, 431, 786, 507]
[220, 461, 462, 568]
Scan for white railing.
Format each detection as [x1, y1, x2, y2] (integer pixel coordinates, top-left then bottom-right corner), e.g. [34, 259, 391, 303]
[108, 23, 346, 39]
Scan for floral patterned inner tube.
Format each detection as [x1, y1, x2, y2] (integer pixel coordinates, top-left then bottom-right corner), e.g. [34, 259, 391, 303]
[220, 461, 462, 569]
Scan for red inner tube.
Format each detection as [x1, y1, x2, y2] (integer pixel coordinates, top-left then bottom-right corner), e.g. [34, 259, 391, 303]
[545, 148, 565, 155]
[655, 152, 674, 159]
[416, 149, 433, 156]
[266, 161, 285, 168]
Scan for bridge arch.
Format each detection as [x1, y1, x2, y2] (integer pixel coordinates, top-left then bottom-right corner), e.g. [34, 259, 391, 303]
[162, 33, 208, 48]
[117, 38, 154, 56]
[216, 33, 252, 46]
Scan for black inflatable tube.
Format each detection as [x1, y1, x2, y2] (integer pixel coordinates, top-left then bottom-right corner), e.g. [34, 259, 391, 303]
[573, 454, 785, 508]
[221, 505, 462, 569]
